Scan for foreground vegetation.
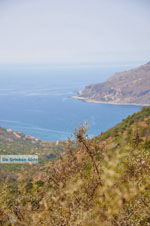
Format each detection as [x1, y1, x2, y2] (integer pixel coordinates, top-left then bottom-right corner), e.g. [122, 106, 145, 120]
[0, 107, 150, 225]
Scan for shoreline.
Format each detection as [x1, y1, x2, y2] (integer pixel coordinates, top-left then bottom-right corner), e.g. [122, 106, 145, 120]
[72, 96, 149, 107]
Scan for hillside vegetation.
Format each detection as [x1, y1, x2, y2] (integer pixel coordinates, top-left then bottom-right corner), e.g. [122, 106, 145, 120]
[76, 62, 150, 105]
[0, 127, 64, 173]
[0, 107, 150, 225]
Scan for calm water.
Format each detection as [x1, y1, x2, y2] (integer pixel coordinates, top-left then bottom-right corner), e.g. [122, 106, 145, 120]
[0, 64, 142, 141]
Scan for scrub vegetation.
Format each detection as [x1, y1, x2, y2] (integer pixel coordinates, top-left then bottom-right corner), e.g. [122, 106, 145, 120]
[0, 107, 150, 225]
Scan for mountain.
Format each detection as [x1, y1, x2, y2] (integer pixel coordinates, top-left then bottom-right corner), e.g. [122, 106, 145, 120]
[0, 106, 150, 225]
[74, 62, 150, 105]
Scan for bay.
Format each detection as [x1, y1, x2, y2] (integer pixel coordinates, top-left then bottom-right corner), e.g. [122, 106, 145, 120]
[0, 64, 142, 141]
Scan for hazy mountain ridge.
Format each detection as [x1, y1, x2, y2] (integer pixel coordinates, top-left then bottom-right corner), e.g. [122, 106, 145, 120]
[76, 62, 150, 105]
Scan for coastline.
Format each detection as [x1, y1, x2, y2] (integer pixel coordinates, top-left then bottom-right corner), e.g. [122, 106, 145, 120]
[72, 95, 149, 107]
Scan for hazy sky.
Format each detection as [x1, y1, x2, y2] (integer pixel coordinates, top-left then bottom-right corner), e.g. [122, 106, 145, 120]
[0, 0, 150, 65]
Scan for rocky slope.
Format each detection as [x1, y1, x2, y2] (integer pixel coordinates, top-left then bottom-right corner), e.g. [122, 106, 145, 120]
[75, 62, 150, 105]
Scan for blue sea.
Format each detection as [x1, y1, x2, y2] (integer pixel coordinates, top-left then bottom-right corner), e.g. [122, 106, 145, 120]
[0, 64, 142, 141]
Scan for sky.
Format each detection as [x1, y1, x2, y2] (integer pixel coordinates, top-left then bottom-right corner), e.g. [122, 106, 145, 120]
[0, 0, 150, 65]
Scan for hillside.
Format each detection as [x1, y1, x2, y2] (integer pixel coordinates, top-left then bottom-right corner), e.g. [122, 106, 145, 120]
[0, 107, 150, 225]
[0, 126, 64, 173]
[74, 62, 150, 105]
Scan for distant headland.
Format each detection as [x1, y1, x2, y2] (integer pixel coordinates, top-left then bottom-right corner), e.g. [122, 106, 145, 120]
[73, 62, 150, 106]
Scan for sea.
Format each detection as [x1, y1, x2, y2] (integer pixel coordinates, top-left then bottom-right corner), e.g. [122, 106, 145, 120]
[0, 64, 142, 141]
